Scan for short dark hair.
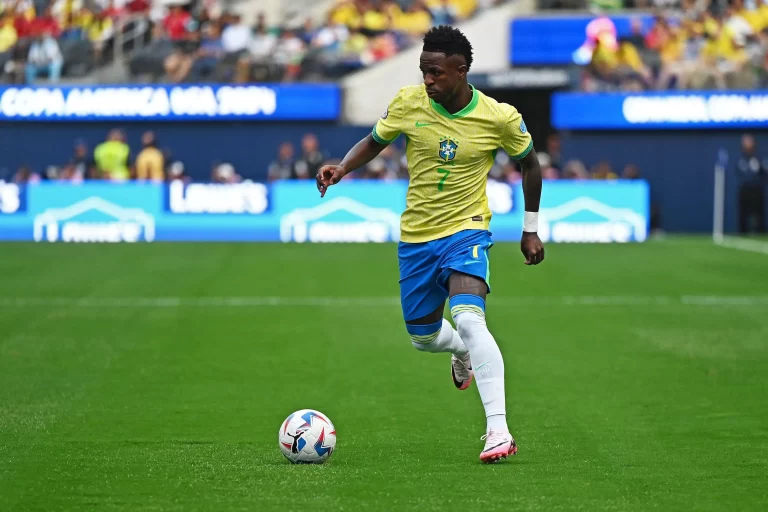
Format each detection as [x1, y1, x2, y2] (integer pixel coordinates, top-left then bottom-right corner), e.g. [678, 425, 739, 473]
[422, 25, 473, 71]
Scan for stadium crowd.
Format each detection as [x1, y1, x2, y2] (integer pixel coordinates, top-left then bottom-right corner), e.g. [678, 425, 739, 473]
[0, 0, 503, 84]
[6, 129, 645, 185]
[265, 132, 645, 183]
[581, 2, 768, 91]
[7, 128, 230, 184]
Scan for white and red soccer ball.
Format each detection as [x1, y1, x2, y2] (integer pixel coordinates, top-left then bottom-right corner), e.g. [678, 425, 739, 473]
[278, 409, 336, 464]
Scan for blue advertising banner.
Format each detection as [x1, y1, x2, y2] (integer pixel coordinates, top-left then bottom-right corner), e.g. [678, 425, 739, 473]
[509, 15, 653, 65]
[0, 181, 25, 214]
[0, 181, 649, 243]
[552, 91, 768, 130]
[0, 84, 341, 122]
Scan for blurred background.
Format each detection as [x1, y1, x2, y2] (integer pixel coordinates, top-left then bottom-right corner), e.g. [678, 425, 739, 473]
[0, 0, 766, 242]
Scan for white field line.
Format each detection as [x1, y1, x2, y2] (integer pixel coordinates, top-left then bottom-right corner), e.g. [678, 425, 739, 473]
[1, 296, 768, 308]
[715, 236, 768, 255]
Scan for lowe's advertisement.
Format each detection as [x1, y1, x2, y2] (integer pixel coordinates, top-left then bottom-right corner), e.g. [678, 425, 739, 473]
[0, 180, 648, 243]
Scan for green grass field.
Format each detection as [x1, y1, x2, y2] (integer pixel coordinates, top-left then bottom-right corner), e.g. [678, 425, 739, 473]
[1, 239, 767, 511]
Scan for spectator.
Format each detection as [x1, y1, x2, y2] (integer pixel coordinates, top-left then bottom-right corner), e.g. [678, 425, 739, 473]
[12, 165, 41, 184]
[163, 5, 191, 41]
[93, 129, 130, 181]
[69, 140, 94, 179]
[87, 11, 114, 64]
[428, 0, 457, 26]
[360, 1, 390, 37]
[586, 34, 650, 91]
[167, 161, 189, 183]
[101, 0, 124, 20]
[379, 144, 404, 178]
[0, 14, 16, 55]
[221, 13, 250, 53]
[429, 0, 478, 19]
[395, 0, 432, 38]
[369, 31, 398, 62]
[298, 17, 316, 45]
[538, 152, 560, 180]
[135, 131, 165, 182]
[61, 6, 90, 39]
[235, 13, 276, 82]
[329, 0, 360, 27]
[295, 134, 326, 181]
[622, 163, 641, 180]
[361, 157, 398, 180]
[188, 22, 224, 81]
[591, 161, 618, 180]
[3, 0, 36, 22]
[273, 28, 305, 81]
[25, 30, 62, 83]
[546, 133, 562, 171]
[27, 6, 60, 38]
[212, 162, 241, 183]
[340, 26, 369, 65]
[268, 142, 300, 181]
[562, 159, 589, 180]
[736, 134, 767, 233]
[164, 27, 198, 82]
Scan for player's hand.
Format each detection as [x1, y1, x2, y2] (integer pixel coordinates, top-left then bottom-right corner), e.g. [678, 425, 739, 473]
[521, 232, 545, 265]
[316, 165, 346, 198]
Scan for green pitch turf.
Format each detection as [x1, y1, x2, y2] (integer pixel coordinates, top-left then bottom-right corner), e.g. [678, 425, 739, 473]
[1, 239, 767, 511]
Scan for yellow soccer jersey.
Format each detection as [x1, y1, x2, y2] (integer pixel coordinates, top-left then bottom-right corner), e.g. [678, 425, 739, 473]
[372, 84, 533, 243]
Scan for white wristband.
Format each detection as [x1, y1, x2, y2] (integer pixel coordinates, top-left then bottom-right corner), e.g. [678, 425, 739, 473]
[523, 211, 538, 233]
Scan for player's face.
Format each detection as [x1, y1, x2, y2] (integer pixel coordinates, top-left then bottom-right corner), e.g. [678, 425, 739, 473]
[419, 52, 467, 105]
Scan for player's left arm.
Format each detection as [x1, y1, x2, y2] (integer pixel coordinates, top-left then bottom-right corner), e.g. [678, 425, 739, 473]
[500, 106, 544, 266]
[518, 148, 544, 266]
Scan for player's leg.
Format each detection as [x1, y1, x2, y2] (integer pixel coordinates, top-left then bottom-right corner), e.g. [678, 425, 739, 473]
[398, 239, 472, 389]
[405, 302, 473, 390]
[448, 272, 516, 462]
[438, 230, 516, 462]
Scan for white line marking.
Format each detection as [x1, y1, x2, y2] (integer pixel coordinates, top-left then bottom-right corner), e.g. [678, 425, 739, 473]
[1, 296, 767, 308]
[715, 236, 768, 255]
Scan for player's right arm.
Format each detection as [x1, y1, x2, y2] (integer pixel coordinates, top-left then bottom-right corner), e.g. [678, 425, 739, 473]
[317, 89, 407, 197]
[316, 134, 386, 197]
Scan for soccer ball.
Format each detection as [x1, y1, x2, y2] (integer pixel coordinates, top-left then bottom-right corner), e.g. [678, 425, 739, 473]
[278, 409, 336, 464]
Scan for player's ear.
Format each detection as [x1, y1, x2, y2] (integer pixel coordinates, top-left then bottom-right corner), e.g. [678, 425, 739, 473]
[457, 64, 468, 78]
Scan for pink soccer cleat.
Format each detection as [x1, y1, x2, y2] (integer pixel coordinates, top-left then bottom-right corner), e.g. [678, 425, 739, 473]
[479, 430, 518, 463]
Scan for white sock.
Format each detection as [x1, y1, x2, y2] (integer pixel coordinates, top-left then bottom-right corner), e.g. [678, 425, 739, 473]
[409, 318, 468, 356]
[453, 311, 509, 433]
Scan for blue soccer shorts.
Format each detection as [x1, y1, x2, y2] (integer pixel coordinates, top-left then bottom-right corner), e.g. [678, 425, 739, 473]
[398, 229, 493, 322]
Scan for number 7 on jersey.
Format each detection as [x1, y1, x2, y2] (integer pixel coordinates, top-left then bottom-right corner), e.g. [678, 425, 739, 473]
[437, 168, 451, 191]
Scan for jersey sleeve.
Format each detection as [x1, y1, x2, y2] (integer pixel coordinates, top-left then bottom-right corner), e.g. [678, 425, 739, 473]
[372, 89, 407, 145]
[500, 105, 533, 160]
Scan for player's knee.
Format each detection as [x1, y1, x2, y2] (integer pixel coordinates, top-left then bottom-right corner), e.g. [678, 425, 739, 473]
[450, 294, 487, 339]
[405, 319, 443, 352]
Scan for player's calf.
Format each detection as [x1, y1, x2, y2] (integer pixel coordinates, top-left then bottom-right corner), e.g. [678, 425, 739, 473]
[406, 318, 468, 356]
[450, 294, 509, 433]
[407, 318, 473, 390]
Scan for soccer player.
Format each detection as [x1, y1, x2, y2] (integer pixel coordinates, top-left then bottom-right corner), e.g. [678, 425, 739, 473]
[316, 26, 544, 463]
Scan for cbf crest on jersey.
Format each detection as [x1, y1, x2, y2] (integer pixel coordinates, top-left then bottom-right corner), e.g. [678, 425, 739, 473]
[439, 137, 459, 161]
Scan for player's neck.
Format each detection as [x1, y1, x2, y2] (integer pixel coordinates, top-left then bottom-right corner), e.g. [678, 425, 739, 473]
[439, 84, 473, 116]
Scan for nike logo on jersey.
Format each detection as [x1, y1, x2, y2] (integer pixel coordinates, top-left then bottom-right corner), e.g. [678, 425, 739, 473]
[462, 260, 483, 265]
[415, 121, 433, 127]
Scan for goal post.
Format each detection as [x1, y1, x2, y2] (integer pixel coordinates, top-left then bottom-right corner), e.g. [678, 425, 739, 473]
[712, 149, 768, 254]
[713, 149, 727, 245]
